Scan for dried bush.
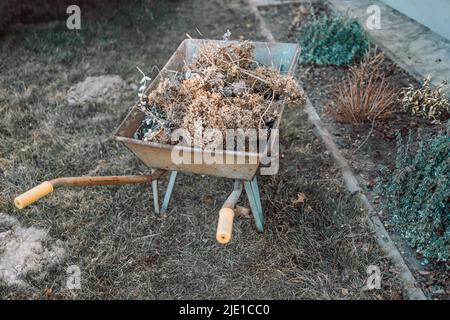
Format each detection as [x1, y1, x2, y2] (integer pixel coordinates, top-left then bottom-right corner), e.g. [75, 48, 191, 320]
[376, 129, 450, 262]
[329, 52, 399, 125]
[298, 14, 369, 66]
[137, 41, 305, 148]
[399, 76, 449, 123]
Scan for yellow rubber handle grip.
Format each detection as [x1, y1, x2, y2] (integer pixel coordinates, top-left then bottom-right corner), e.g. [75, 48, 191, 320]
[216, 208, 235, 244]
[14, 181, 54, 209]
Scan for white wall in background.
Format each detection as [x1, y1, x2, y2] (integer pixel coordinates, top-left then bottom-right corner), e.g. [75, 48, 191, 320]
[381, 0, 450, 41]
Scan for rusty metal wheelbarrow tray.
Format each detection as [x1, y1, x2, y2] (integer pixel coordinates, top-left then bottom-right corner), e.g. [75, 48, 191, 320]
[113, 39, 300, 181]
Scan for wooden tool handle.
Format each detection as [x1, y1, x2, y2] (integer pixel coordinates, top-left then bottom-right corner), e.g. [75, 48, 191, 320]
[216, 208, 235, 244]
[14, 170, 165, 209]
[50, 172, 164, 187]
[14, 182, 54, 209]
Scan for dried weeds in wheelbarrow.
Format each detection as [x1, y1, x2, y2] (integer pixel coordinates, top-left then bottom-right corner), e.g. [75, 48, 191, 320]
[136, 40, 305, 148]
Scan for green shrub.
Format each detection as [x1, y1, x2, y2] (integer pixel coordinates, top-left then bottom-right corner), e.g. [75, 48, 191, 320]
[298, 14, 369, 66]
[376, 128, 449, 262]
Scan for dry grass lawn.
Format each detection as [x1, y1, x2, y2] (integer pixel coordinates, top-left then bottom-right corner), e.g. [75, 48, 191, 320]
[0, 0, 402, 299]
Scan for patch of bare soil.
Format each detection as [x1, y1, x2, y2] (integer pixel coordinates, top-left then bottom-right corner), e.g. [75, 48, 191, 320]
[67, 75, 129, 106]
[259, 1, 449, 299]
[0, 213, 65, 287]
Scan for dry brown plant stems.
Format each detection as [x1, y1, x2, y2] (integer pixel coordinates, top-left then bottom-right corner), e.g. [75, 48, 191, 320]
[141, 41, 305, 147]
[330, 51, 398, 126]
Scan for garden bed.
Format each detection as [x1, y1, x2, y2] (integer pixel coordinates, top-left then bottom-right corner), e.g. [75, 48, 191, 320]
[259, 1, 449, 299]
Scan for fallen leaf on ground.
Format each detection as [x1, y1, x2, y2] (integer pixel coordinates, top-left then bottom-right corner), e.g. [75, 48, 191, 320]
[235, 206, 252, 219]
[293, 192, 306, 204]
[203, 196, 214, 205]
[44, 287, 53, 299]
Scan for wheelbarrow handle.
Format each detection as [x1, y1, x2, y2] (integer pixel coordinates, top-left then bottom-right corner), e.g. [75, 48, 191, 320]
[14, 182, 54, 210]
[216, 207, 235, 244]
[14, 170, 165, 209]
[216, 180, 244, 244]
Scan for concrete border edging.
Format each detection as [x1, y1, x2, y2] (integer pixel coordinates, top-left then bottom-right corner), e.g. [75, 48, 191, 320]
[306, 100, 425, 300]
[247, 0, 427, 300]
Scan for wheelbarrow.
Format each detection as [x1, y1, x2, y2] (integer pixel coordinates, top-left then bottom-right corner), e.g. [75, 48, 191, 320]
[14, 39, 300, 244]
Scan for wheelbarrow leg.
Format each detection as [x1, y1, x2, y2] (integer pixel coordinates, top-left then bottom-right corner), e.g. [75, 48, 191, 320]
[152, 179, 159, 214]
[160, 171, 177, 213]
[244, 178, 264, 232]
[251, 176, 263, 218]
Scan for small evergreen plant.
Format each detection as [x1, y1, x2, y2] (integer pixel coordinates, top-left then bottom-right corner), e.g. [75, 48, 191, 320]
[376, 128, 449, 262]
[298, 14, 369, 66]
